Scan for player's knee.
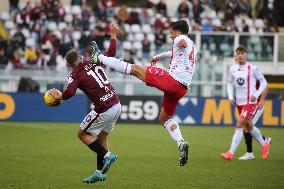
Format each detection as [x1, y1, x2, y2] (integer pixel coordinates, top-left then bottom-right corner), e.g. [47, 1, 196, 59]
[131, 65, 146, 80]
[77, 128, 85, 140]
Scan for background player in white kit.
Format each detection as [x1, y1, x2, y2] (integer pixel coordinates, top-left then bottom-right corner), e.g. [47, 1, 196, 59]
[220, 45, 271, 161]
[91, 20, 196, 166]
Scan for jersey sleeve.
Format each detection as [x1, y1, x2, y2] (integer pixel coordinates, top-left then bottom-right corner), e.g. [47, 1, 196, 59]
[253, 65, 265, 80]
[103, 39, 116, 57]
[62, 75, 78, 100]
[252, 65, 267, 99]
[227, 66, 234, 83]
[227, 66, 234, 99]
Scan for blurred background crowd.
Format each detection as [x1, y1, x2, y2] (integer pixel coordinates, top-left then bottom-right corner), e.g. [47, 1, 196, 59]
[0, 0, 283, 72]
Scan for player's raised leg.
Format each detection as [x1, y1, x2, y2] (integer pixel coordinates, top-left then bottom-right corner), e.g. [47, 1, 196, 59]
[91, 41, 132, 75]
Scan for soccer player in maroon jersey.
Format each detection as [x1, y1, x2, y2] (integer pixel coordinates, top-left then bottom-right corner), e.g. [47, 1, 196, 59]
[50, 24, 121, 183]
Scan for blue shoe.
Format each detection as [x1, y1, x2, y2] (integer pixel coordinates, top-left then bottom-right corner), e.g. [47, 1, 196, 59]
[102, 152, 117, 174]
[179, 141, 189, 166]
[91, 41, 102, 64]
[83, 170, 106, 184]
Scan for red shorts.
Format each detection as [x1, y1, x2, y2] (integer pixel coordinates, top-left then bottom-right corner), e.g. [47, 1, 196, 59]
[145, 66, 188, 116]
[237, 104, 257, 120]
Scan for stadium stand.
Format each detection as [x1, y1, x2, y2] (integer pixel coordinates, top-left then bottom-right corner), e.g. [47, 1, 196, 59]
[0, 0, 284, 97]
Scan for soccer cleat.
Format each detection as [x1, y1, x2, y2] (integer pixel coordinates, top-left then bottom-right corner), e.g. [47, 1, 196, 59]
[220, 151, 234, 161]
[262, 142, 270, 160]
[101, 152, 118, 174]
[83, 170, 106, 184]
[91, 41, 102, 64]
[178, 141, 189, 166]
[238, 152, 255, 160]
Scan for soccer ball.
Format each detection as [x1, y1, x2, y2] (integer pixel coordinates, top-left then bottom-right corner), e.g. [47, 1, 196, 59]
[43, 89, 61, 107]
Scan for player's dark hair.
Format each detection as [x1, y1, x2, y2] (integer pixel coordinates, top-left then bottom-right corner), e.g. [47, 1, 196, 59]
[236, 45, 247, 53]
[65, 49, 79, 65]
[169, 20, 189, 34]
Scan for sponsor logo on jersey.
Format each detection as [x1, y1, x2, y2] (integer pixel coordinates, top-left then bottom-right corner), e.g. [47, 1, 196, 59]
[68, 77, 73, 84]
[237, 78, 245, 86]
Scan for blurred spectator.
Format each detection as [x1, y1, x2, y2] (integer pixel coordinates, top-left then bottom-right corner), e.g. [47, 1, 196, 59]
[56, 2, 66, 21]
[89, 25, 106, 50]
[201, 18, 214, 31]
[24, 44, 37, 69]
[0, 21, 8, 41]
[177, 0, 190, 19]
[142, 34, 151, 65]
[10, 48, 22, 69]
[13, 25, 26, 50]
[236, 0, 251, 16]
[192, 0, 203, 24]
[139, 8, 151, 25]
[93, 0, 106, 21]
[153, 15, 166, 30]
[123, 49, 135, 65]
[59, 27, 73, 57]
[0, 48, 9, 68]
[156, 0, 167, 17]
[82, 6, 92, 31]
[72, 14, 82, 30]
[117, 4, 129, 24]
[30, 1, 42, 21]
[224, 3, 236, 22]
[154, 30, 166, 54]
[9, 0, 19, 14]
[126, 9, 141, 25]
[105, 0, 116, 19]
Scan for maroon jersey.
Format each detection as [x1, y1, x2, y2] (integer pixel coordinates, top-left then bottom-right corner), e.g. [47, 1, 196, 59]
[62, 60, 119, 113]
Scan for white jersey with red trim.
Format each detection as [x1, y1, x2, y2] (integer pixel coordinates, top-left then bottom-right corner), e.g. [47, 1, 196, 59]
[227, 63, 266, 105]
[168, 35, 197, 88]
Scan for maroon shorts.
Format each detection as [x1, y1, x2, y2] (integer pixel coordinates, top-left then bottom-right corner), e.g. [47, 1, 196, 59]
[237, 104, 257, 120]
[145, 66, 188, 116]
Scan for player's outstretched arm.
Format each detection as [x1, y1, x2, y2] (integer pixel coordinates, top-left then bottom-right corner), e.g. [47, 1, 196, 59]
[150, 51, 172, 65]
[104, 23, 119, 57]
[258, 85, 269, 108]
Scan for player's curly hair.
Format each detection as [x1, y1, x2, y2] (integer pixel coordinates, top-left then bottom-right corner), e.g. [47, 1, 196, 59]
[65, 49, 79, 65]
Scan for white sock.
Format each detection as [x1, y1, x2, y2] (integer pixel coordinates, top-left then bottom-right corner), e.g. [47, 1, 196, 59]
[98, 54, 131, 75]
[250, 126, 265, 146]
[164, 119, 184, 146]
[229, 128, 243, 154]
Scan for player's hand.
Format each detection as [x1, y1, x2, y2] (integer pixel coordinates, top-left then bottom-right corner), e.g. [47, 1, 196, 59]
[250, 95, 257, 103]
[177, 39, 187, 48]
[257, 100, 265, 109]
[229, 99, 235, 106]
[150, 55, 160, 66]
[110, 23, 119, 39]
[50, 88, 62, 101]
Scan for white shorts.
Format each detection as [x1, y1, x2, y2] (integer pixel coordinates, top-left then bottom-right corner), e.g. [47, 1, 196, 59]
[252, 106, 264, 125]
[80, 103, 121, 135]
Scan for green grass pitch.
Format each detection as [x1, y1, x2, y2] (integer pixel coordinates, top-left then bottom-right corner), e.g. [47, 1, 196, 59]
[0, 122, 283, 189]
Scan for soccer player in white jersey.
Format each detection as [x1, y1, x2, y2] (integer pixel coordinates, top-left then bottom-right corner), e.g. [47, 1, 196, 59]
[91, 20, 196, 166]
[220, 45, 271, 161]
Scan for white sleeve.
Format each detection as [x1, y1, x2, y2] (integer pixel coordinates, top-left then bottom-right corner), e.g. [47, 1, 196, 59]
[154, 51, 172, 60]
[227, 82, 234, 100]
[227, 66, 234, 100]
[253, 66, 267, 99]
